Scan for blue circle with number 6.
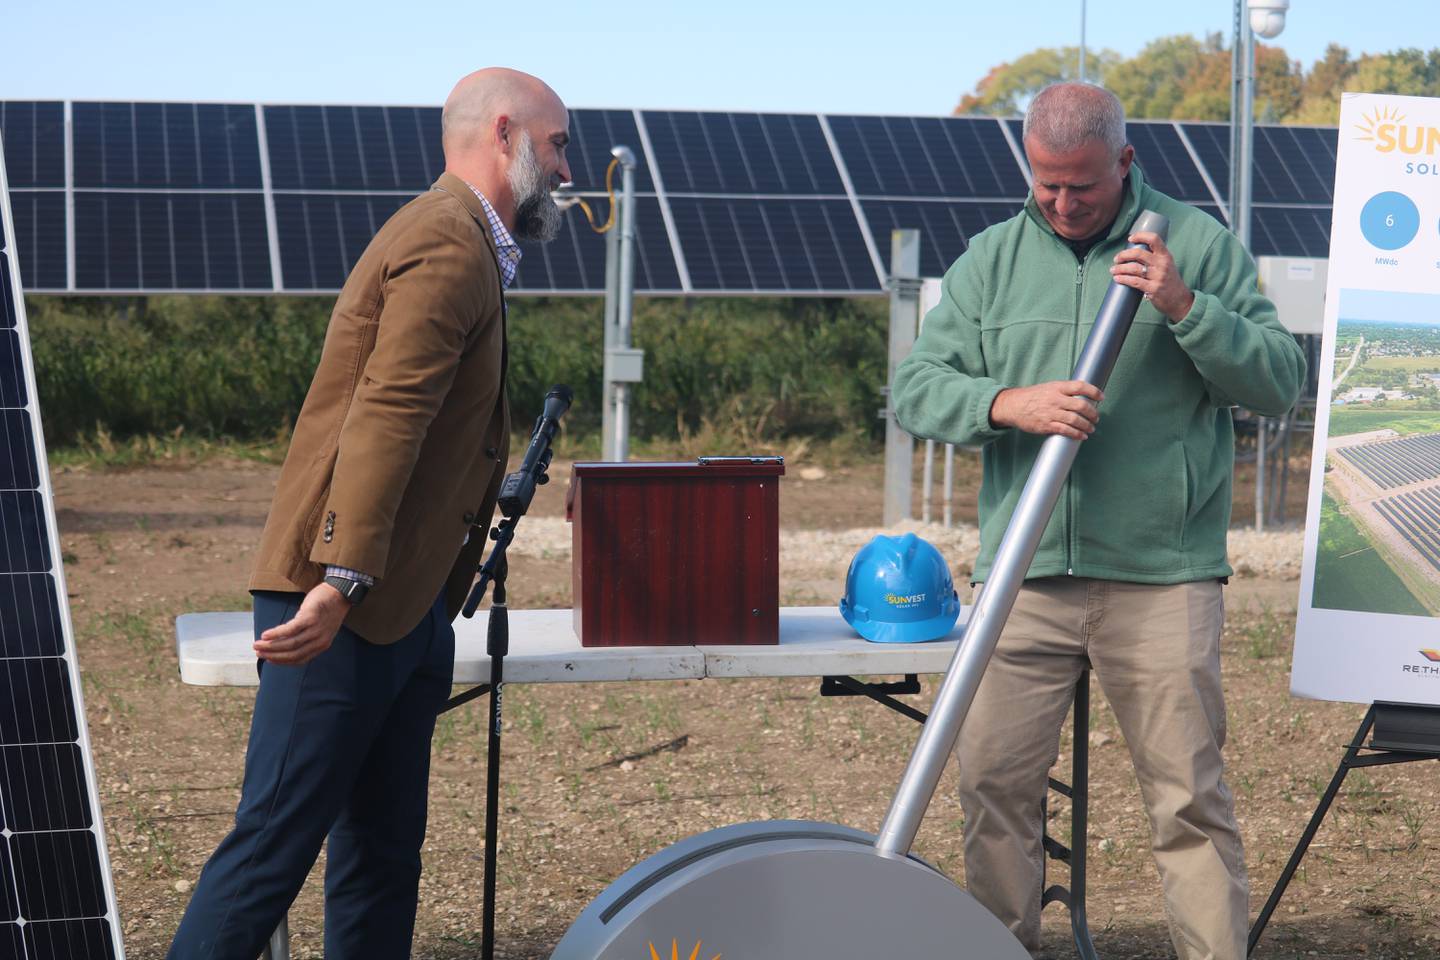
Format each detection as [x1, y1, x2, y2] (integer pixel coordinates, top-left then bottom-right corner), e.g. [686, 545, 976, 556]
[1360, 191, 1420, 250]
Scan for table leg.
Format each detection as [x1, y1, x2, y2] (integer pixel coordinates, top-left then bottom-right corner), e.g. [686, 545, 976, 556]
[1069, 671, 1097, 960]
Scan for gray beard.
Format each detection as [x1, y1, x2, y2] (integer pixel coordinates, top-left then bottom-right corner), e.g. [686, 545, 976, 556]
[508, 133, 563, 243]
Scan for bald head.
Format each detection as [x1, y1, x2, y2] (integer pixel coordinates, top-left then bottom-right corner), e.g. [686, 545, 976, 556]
[442, 67, 566, 158]
[1023, 82, 1127, 159]
[440, 68, 572, 243]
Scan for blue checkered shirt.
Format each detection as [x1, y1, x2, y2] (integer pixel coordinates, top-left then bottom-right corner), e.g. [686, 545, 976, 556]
[325, 183, 520, 589]
[469, 183, 522, 290]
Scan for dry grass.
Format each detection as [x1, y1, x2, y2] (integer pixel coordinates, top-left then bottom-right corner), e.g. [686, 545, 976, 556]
[52, 453, 1440, 959]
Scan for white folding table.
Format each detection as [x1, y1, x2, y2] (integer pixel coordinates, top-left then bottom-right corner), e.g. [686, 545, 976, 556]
[175, 607, 966, 687]
[174, 606, 1096, 959]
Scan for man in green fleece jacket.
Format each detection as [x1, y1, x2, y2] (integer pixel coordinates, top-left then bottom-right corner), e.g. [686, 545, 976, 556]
[894, 83, 1304, 959]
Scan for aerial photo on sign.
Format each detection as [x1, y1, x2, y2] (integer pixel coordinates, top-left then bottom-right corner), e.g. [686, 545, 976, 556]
[1313, 289, 1440, 616]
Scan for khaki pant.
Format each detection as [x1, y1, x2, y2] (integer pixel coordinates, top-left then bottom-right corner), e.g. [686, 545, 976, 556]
[957, 577, 1247, 960]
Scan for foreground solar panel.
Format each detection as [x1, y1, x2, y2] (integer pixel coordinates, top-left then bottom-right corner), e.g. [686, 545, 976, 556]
[0, 142, 125, 958]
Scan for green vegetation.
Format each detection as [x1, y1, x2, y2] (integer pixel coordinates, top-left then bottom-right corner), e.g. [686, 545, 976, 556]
[1363, 357, 1440, 373]
[1328, 408, 1440, 438]
[1311, 493, 1427, 616]
[27, 294, 888, 453]
[956, 37, 1440, 124]
[1242, 606, 1289, 660]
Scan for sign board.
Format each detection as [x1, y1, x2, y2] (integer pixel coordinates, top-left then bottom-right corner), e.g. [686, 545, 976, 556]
[1294, 92, 1440, 704]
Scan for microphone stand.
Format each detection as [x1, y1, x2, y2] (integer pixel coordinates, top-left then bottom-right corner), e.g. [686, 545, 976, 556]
[462, 386, 570, 960]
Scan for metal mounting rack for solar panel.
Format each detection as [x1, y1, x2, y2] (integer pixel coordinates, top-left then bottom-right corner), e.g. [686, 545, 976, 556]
[0, 131, 126, 958]
[1, 100, 1339, 297]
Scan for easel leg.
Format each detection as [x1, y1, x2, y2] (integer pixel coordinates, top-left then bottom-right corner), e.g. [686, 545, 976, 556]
[1247, 704, 1378, 955]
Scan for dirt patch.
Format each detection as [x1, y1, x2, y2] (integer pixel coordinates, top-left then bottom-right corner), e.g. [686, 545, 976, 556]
[53, 452, 1439, 958]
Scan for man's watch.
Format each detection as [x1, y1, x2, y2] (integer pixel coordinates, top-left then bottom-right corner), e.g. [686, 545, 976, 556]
[323, 574, 369, 607]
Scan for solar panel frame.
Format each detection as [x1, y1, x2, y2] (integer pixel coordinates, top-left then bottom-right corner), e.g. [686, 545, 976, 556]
[263, 105, 445, 192]
[831, 115, 1028, 200]
[4, 191, 66, 291]
[1123, 122, 1216, 204]
[0, 103, 65, 190]
[0, 101, 1351, 293]
[271, 191, 412, 291]
[72, 101, 262, 190]
[511, 198, 682, 294]
[0, 138, 126, 959]
[73, 191, 272, 291]
[860, 199, 1023, 279]
[568, 110, 655, 193]
[642, 111, 846, 196]
[1178, 120, 1338, 204]
[1252, 125, 1338, 204]
[1252, 205, 1333, 258]
[667, 196, 879, 293]
[1177, 122, 1231, 202]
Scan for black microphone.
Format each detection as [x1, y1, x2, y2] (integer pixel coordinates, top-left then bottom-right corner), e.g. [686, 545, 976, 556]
[497, 385, 572, 518]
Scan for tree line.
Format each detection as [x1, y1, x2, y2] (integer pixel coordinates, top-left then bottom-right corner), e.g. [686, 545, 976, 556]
[956, 36, 1440, 124]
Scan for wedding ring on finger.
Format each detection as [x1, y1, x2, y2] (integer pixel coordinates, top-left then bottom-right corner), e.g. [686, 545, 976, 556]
[1140, 262, 1149, 277]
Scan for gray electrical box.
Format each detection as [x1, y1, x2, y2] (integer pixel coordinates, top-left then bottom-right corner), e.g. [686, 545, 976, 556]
[605, 347, 645, 383]
[1257, 256, 1327, 335]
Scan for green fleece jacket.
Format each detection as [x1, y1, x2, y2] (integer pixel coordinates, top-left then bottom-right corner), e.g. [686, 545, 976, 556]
[893, 165, 1306, 584]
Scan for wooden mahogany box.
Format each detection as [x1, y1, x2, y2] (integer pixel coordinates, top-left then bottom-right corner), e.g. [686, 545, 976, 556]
[567, 458, 783, 646]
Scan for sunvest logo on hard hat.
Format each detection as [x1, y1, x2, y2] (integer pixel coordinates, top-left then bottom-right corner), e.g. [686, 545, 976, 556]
[1354, 106, 1440, 175]
[646, 939, 720, 960]
[884, 592, 927, 606]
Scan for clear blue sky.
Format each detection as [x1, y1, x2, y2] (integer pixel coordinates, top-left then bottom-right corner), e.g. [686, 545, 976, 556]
[4, 1, 1434, 115]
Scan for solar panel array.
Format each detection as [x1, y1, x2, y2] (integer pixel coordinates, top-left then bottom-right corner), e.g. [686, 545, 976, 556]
[1, 101, 1339, 295]
[0, 143, 125, 958]
[1375, 488, 1440, 573]
[1338, 434, 1440, 490]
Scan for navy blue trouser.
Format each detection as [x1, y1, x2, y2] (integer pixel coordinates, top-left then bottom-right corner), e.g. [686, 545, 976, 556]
[168, 591, 455, 960]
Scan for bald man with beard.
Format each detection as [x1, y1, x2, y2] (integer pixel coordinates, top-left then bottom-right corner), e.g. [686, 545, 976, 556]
[168, 68, 571, 960]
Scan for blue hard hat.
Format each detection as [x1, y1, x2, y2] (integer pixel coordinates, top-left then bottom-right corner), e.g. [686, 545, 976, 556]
[839, 533, 961, 643]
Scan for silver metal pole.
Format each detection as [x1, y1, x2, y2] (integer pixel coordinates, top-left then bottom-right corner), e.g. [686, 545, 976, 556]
[874, 211, 1170, 858]
[600, 215, 620, 459]
[1227, 0, 1242, 226]
[884, 230, 921, 526]
[1255, 416, 1267, 532]
[1078, 0, 1088, 82]
[611, 146, 638, 462]
[922, 439, 935, 524]
[942, 443, 955, 528]
[1234, 3, 1255, 249]
[263, 916, 290, 960]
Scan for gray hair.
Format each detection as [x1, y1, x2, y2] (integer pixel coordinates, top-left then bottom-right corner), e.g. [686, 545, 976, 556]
[1022, 82, 1127, 157]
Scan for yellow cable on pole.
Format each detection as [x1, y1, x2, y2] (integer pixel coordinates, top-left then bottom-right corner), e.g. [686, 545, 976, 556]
[573, 157, 621, 235]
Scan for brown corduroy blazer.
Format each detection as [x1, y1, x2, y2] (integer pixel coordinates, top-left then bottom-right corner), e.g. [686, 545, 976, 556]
[249, 172, 511, 644]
